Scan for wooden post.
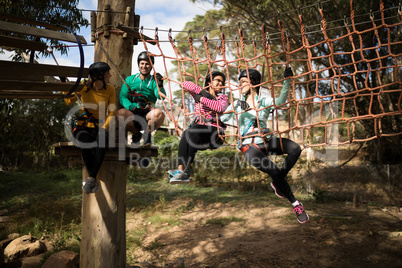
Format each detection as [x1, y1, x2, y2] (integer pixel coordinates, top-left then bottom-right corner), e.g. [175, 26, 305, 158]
[53, 142, 158, 268]
[81, 0, 137, 267]
[95, 0, 135, 104]
[80, 161, 127, 268]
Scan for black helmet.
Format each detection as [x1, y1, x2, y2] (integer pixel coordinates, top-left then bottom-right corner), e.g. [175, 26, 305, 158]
[137, 51, 155, 65]
[89, 62, 110, 79]
[238, 68, 261, 86]
[204, 71, 226, 87]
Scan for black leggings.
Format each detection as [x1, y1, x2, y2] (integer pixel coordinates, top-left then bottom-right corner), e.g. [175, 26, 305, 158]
[242, 137, 301, 203]
[75, 130, 108, 179]
[178, 124, 224, 172]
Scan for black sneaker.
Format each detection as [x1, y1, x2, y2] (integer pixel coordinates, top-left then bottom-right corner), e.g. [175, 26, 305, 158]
[270, 182, 286, 199]
[293, 202, 309, 223]
[82, 177, 100, 194]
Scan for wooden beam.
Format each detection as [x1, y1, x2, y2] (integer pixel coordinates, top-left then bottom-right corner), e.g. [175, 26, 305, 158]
[114, 22, 156, 45]
[0, 20, 87, 44]
[0, 93, 63, 99]
[0, 80, 85, 91]
[53, 142, 159, 159]
[0, 34, 47, 51]
[0, 13, 70, 32]
[0, 60, 89, 80]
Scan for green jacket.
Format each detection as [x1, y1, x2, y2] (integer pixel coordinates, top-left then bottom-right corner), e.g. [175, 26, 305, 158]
[120, 73, 166, 110]
[221, 79, 290, 145]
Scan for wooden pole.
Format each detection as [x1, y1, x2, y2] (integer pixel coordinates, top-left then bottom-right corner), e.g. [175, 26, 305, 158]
[80, 0, 136, 267]
[95, 0, 135, 105]
[80, 161, 127, 268]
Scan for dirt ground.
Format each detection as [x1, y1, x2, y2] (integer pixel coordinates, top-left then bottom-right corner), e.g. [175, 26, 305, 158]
[127, 199, 402, 268]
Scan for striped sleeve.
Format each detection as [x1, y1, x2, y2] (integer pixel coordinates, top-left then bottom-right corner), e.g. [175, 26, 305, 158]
[200, 94, 229, 113]
[182, 81, 201, 95]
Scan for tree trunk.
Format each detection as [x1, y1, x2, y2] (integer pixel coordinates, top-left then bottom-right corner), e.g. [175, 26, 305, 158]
[80, 161, 128, 268]
[95, 0, 135, 107]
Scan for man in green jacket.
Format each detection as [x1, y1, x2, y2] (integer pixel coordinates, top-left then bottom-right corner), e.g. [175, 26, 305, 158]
[116, 51, 166, 147]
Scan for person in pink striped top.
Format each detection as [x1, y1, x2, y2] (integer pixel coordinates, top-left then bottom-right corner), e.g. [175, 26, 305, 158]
[169, 71, 229, 184]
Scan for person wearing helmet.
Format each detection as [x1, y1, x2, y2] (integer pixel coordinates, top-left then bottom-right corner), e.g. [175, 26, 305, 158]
[64, 62, 116, 194]
[168, 71, 229, 184]
[116, 51, 166, 147]
[221, 67, 309, 224]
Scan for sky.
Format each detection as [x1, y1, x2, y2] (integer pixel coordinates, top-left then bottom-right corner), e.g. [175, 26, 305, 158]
[0, 0, 217, 75]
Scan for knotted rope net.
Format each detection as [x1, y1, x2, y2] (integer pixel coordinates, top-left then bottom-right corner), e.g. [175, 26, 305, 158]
[137, 0, 402, 149]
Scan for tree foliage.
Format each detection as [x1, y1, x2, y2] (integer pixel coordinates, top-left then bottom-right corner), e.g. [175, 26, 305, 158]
[0, 0, 89, 61]
[0, 0, 88, 169]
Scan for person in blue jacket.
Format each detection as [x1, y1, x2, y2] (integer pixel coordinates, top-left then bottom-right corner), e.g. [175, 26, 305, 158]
[221, 67, 309, 223]
[116, 51, 166, 147]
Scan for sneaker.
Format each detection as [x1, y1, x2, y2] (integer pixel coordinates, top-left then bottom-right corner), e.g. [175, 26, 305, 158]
[132, 132, 142, 144]
[168, 169, 177, 179]
[169, 170, 190, 184]
[293, 202, 309, 223]
[82, 177, 100, 194]
[168, 169, 191, 179]
[142, 133, 152, 148]
[270, 182, 286, 199]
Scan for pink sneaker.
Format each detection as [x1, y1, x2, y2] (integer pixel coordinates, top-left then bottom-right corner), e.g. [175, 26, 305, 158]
[293, 202, 309, 223]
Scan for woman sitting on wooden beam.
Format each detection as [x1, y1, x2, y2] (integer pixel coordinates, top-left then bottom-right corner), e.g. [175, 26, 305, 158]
[64, 62, 116, 194]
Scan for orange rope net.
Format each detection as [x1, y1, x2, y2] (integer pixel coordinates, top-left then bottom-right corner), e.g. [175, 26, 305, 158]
[140, 0, 402, 149]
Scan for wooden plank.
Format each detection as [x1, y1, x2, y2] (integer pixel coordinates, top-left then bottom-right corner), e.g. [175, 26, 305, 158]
[53, 142, 159, 159]
[114, 22, 156, 45]
[0, 34, 47, 51]
[0, 80, 85, 91]
[0, 13, 69, 32]
[0, 60, 89, 80]
[0, 20, 87, 44]
[0, 93, 63, 99]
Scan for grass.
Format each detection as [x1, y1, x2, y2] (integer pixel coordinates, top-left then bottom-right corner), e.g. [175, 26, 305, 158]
[0, 170, 82, 240]
[1, 157, 399, 265]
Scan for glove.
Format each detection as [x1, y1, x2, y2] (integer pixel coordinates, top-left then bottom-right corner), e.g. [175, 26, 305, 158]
[199, 90, 216, 100]
[193, 94, 202, 102]
[284, 67, 293, 78]
[155, 73, 163, 88]
[238, 100, 249, 110]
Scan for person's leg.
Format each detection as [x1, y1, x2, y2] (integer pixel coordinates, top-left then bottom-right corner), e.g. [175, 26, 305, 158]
[267, 137, 301, 178]
[116, 108, 139, 134]
[243, 145, 296, 202]
[75, 130, 96, 175]
[87, 130, 108, 179]
[143, 109, 165, 146]
[258, 137, 308, 223]
[75, 130, 100, 194]
[170, 125, 220, 183]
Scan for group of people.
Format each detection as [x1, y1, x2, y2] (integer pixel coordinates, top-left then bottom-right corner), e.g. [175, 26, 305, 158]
[65, 51, 309, 224]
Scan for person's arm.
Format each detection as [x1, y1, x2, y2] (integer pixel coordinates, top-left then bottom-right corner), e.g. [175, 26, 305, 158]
[274, 79, 291, 106]
[261, 67, 293, 108]
[154, 73, 167, 101]
[119, 77, 137, 111]
[154, 81, 167, 101]
[102, 85, 116, 130]
[182, 81, 201, 95]
[220, 100, 239, 122]
[63, 89, 82, 105]
[199, 94, 229, 113]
